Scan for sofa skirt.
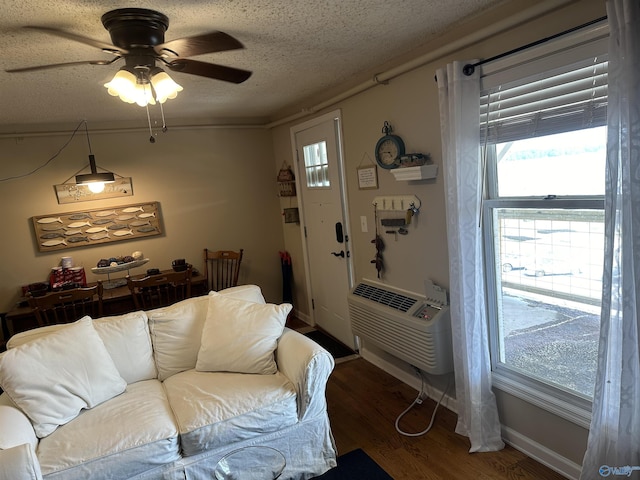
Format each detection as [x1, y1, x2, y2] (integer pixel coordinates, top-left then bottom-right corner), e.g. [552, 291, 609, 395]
[132, 414, 336, 480]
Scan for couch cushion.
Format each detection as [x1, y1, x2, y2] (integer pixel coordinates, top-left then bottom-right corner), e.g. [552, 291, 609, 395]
[7, 312, 156, 384]
[0, 317, 126, 438]
[163, 369, 298, 456]
[36, 379, 180, 480]
[196, 294, 291, 374]
[148, 285, 267, 381]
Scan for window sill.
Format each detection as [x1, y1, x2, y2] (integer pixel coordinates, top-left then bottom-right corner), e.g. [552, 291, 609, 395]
[492, 371, 592, 429]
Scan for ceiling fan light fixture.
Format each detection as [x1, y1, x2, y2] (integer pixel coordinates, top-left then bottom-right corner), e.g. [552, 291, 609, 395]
[149, 68, 183, 103]
[104, 67, 136, 98]
[104, 67, 157, 106]
[133, 81, 156, 107]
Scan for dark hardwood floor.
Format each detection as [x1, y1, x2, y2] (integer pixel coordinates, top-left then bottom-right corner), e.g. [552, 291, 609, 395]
[325, 358, 568, 479]
[285, 316, 568, 478]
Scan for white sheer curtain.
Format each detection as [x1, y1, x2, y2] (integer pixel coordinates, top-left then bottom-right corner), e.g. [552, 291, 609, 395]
[436, 61, 504, 453]
[580, 1, 640, 478]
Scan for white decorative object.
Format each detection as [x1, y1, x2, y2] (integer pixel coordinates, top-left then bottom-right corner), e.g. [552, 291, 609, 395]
[91, 258, 149, 274]
[91, 258, 149, 289]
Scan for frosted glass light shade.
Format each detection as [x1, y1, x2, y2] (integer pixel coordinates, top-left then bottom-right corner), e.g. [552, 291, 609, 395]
[104, 68, 156, 107]
[150, 70, 183, 103]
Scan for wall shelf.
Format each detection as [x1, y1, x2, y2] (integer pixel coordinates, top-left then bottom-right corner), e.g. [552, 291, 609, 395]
[391, 164, 438, 181]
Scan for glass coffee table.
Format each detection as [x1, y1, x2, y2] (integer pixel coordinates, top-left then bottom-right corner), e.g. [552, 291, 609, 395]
[213, 446, 286, 480]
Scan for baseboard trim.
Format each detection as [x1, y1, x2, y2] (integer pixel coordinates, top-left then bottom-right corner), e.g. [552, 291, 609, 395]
[360, 348, 458, 413]
[361, 348, 582, 480]
[293, 309, 312, 325]
[501, 426, 582, 480]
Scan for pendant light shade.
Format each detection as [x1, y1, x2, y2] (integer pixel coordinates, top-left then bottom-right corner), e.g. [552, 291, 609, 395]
[76, 154, 115, 193]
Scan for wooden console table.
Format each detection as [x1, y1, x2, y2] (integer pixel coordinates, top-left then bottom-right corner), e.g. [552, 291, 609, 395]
[4, 271, 207, 338]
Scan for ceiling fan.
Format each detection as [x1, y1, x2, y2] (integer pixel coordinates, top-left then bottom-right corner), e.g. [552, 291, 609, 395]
[6, 8, 252, 103]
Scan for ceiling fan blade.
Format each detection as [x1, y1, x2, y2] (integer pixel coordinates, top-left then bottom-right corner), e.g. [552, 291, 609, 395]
[24, 26, 127, 55]
[6, 59, 115, 73]
[167, 59, 252, 84]
[156, 31, 244, 58]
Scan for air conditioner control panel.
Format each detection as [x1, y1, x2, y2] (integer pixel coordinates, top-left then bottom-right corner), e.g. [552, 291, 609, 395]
[413, 303, 443, 320]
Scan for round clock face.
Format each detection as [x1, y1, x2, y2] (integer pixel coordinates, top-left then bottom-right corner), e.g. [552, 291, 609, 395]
[375, 135, 405, 169]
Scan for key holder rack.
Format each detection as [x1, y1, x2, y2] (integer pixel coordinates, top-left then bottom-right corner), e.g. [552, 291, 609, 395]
[372, 195, 421, 213]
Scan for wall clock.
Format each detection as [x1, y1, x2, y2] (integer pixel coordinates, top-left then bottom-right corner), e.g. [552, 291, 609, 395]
[375, 121, 405, 169]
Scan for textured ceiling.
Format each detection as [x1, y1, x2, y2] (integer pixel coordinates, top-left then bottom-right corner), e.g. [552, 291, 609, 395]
[0, 0, 503, 132]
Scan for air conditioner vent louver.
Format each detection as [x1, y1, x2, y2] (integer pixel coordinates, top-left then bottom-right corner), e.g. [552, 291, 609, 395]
[352, 283, 417, 313]
[348, 280, 453, 375]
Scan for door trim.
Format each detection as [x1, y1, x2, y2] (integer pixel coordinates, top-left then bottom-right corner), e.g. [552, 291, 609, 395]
[289, 109, 354, 327]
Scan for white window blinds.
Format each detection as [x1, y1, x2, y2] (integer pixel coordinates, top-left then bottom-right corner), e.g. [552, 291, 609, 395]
[480, 58, 608, 144]
[478, 21, 609, 145]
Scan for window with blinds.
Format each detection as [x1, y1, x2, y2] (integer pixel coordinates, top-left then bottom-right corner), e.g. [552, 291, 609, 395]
[481, 21, 608, 422]
[481, 58, 608, 145]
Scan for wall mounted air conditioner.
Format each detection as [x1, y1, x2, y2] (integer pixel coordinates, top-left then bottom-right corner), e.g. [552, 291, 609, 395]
[348, 279, 453, 375]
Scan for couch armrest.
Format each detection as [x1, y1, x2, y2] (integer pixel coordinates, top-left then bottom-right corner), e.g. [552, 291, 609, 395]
[0, 396, 39, 452]
[0, 396, 42, 480]
[0, 444, 43, 480]
[276, 328, 335, 421]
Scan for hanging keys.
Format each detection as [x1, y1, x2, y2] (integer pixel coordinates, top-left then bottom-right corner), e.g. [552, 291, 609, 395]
[405, 208, 414, 225]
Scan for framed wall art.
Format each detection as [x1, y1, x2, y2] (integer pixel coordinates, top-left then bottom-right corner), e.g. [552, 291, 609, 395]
[357, 165, 378, 190]
[54, 177, 134, 204]
[32, 201, 162, 252]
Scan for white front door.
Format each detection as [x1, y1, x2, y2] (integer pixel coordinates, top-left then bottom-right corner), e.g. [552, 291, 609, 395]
[291, 111, 355, 349]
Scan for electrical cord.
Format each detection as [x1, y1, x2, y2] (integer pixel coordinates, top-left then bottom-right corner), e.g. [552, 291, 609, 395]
[0, 119, 86, 183]
[395, 369, 451, 437]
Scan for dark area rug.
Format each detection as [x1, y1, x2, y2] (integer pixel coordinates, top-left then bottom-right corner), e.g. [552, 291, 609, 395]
[303, 329, 356, 360]
[312, 448, 393, 479]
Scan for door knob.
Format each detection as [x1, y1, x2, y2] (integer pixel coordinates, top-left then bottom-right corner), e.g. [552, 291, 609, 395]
[331, 250, 345, 258]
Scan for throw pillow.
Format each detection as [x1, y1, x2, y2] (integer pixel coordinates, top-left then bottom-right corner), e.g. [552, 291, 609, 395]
[8, 311, 156, 384]
[148, 295, 210, 381]
[0, 317, 127, 438]
[196, 294, 291, 374]
[93, 311, 157, 383]
[209, 284, 267, 304]
[149, 285, 267, 381]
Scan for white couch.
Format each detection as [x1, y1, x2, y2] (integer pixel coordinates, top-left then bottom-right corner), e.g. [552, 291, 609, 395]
[0, 285, 337, 480]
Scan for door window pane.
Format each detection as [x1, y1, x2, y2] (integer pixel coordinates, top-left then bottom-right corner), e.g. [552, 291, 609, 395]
[303, 141, 330, 188]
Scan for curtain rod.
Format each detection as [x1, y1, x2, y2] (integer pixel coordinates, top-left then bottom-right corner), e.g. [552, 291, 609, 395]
[462, 15, 607, 76]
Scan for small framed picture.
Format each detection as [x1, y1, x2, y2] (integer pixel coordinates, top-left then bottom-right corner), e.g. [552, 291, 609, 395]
[357, 165, 378, 190]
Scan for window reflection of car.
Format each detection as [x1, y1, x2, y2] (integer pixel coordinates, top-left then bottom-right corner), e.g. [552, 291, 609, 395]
[501, 254, 524, 272]
[523, 257, 582, 277]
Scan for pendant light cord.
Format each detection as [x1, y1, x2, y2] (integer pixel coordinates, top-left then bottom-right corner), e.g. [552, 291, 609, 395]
[0, 119, 86, 183]
[84, 119, 93, 155]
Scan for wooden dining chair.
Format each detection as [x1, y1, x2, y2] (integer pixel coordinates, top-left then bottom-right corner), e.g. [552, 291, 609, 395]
[203, 248, 244, 292]
[27, 282, 104, 327]
[126, 267, 192, 310]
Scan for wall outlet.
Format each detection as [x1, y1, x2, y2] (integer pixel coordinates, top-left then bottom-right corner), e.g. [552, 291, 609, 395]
[360, 215, 368, 233]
